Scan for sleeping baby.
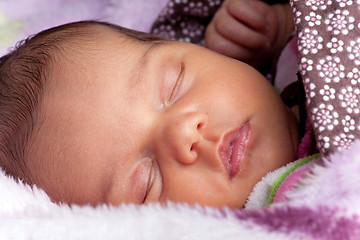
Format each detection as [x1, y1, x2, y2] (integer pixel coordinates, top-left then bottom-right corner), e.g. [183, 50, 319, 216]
[0, 21, 315, 209]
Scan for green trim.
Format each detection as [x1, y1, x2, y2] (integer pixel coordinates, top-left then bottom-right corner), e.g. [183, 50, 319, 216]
[266, 154, 319, 206]
[274, 83, 281, 95]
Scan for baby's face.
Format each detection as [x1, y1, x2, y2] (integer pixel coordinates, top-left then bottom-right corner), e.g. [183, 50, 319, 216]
[27, 25, 298, 208]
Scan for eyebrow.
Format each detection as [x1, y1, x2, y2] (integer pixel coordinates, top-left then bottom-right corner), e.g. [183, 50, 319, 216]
[132, 41, 165, 87]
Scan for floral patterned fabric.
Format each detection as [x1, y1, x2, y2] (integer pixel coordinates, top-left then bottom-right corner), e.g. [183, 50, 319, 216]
[150, 0, 289, 45]
[152, 0, 360, 156]
[151, 0, 224, 45]
[292, 0, 360, 155]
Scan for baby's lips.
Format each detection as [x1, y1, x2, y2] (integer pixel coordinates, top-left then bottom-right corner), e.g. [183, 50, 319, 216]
[218, 122, 251, 179]
[229, 123, 250, 179]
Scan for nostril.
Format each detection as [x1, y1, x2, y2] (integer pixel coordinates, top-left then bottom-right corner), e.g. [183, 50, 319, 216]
[197, 122, 204, 129]
[190, 142, 198, 152]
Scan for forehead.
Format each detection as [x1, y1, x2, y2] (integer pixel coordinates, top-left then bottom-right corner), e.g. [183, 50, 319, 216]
[46, 24, 168, 96]
[28, 26, 154, 179]
[38, 25, 159, 139]
[34, 24, 170, 157]
[46, 29, 145, 87]
[79, 23, 161, 49]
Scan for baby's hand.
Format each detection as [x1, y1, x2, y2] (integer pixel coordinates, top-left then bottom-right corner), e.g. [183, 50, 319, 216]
[205, 0, 292, 70]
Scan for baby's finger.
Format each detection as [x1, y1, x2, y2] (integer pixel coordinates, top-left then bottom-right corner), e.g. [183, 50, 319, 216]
[205, 24, 254, 61]
[226, 0, 268, 31]
[213, 12, 270, 50]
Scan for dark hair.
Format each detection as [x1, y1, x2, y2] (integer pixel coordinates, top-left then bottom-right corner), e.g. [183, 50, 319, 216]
[0, 21, 163, 182]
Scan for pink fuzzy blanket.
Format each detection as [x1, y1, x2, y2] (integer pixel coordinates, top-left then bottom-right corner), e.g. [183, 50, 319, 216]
[1, 0, 360, 239]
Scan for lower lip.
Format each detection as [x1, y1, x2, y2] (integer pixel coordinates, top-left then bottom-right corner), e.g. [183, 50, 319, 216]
[219, 123, 251, 179]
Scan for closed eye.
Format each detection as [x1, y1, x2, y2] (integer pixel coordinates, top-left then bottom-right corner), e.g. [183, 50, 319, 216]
[142, 158, 155, 203]
[167, 63, 185, 104]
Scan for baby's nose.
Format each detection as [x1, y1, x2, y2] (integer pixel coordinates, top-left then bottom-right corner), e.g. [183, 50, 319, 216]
[164, 111, 208, 165]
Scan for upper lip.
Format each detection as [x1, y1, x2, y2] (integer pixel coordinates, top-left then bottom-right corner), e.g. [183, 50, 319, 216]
[217, 122, 251, 179]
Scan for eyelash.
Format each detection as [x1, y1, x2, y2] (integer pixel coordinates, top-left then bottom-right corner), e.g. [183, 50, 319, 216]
[142, 158, 155, 203]
[167, 63, 185, 104]
[142, 64, 184, 202]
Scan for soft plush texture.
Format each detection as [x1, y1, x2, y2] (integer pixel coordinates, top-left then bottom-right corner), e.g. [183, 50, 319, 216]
[1, 140, 360, 239]
[1, 0, 360, 239]
[244, 156, 318, 209]
[0, 0, 168, 56]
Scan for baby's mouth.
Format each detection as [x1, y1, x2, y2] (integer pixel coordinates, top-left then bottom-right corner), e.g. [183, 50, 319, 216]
[218, 122, 251, 179]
